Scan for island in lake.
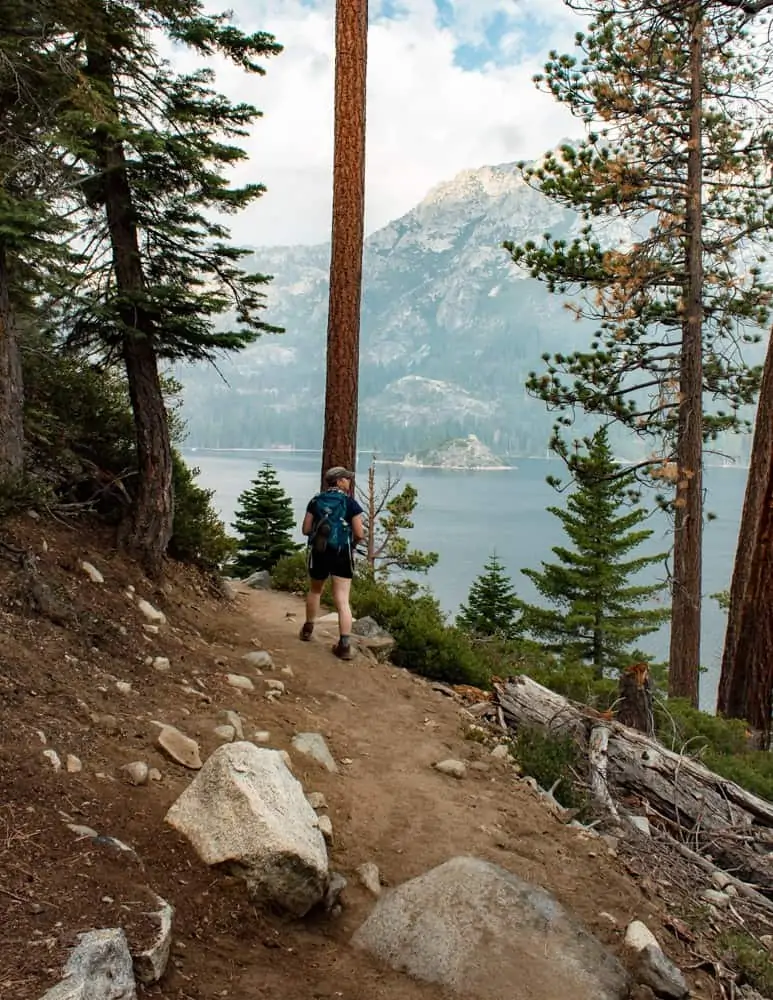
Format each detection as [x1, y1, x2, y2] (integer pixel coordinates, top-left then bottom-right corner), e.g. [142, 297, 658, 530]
[395, 434, 515, 471]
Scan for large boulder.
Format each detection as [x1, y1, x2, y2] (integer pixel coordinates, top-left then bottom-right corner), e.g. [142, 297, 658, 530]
[352, 856, 629, 1000]
[42, 928, 136, 1000]
[165, 743, 329, 916]
[351, 616, 395, 663]
[243, 570, 272, 590]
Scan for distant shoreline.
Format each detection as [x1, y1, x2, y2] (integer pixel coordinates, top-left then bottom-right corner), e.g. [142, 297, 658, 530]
[377, 459, 516, 471]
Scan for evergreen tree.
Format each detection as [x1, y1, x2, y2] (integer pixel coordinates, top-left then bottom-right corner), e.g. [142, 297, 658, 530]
[519, 428, 669, 676]
[54, 1, 282, 574]
[457, 553, 520, 640]
[231, 464, 300, 576]
[505, 0, 773, 704]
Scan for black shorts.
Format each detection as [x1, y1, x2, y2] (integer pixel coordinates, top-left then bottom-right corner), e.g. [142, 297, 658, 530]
[308, 545, 354, 581]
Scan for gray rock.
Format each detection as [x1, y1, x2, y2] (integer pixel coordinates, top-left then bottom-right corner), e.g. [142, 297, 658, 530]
[152, 656, 170, 672]
[131, 894, 173, 985]
[222, 710, 244, 739]
[356, 862, 382, 896]
[351, 616, 390, 639]
[226, 673, 254, 691]
[710, 870, 733, 891]
[41, 927, 136, 1000]
[120, 762, 149, 786]
[632, 947, 689, 1000]
[433, 759, 466, 779]
[43, 749, 62, 772]
[136, 599, 166, 624]
[253, 730, 271, 744]
[242, 650, 274, 670]
[306, 791, 328, 810]
[213, 725, 236, 743]
[165, 742, 328, 917]
[155, 725, 202, 770]
[701, 888, 731, 907]
[490, 744, 510, 759]
[324, 872, 348, 913]
[352, 856, 629, 1000]
[624, 921, 688, 999]
[244, 570, 271, 590]
[292, 733, 339, 773]
[317, 814, 333, 841]
[265, 679, 285, 694]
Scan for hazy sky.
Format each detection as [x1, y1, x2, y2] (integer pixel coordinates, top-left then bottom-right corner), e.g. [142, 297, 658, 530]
[171, 0, 585, 246]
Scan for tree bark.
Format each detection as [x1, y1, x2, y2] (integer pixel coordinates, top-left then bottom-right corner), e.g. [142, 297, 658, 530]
[0, 246, 24, 479]
[320, 0, 368, 489]
[366, 459, 376, 570]
[617, 662, 655, 736]
[86, 42, 173, 577]
[668, 4, 703, 706]
[717, 326, 773, 741]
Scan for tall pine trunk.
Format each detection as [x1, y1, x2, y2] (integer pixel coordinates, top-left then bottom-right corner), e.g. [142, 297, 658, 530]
[717, 325, 773, 742]
[668, 4, 704, 707]
[0, 245, 24, 479]
[366, 460, 376, 571]
[321, 0, 368, 489]
[86, 42, 173, 577]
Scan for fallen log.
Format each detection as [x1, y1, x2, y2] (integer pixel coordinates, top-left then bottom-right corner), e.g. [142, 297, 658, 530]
[494, 675, 773, 894]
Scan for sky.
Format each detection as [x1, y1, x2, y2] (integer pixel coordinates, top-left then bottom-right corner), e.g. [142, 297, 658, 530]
[171, 0, 586, 247]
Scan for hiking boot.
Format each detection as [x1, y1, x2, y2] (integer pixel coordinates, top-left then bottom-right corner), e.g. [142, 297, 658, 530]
[332, 642, 354, 661]
[299, 622, 314, 642]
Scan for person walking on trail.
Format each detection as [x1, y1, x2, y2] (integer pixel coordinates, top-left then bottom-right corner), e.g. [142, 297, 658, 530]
[300, 467, 364, 660]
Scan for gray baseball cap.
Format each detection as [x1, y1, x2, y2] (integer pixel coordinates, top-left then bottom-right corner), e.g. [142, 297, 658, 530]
[325, 466, 355, 485]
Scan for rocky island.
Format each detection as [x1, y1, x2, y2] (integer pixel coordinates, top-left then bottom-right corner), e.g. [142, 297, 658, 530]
[400, 434, 513, 470]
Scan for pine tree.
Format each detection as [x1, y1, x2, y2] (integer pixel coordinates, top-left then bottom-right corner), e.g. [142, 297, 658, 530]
[231, 464, 300, 576]
[519, 428, 669, 676]
[55, 1, 282, 574]
[457, 554, 520, 640]
[505, 0, 773, 704]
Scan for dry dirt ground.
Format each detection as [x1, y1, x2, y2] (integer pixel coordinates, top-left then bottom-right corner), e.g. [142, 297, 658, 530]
[0, 516, 725, 999]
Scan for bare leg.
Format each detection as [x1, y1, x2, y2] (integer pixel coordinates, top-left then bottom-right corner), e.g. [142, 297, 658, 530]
[305, 578, 325, 625]
[331, 575, 353, 637]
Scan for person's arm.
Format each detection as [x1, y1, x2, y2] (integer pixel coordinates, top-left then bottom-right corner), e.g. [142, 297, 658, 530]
[302, 500, 315, 537]
[351, 513, 365, 546]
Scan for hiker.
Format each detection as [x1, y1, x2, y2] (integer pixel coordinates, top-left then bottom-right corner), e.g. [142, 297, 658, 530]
[300, 466, 365, 660]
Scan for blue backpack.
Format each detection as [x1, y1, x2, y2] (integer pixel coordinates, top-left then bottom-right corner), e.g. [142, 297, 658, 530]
[310, 489, 351, 553]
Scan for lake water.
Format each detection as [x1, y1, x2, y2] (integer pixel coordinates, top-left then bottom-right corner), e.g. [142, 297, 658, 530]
[185, 449, 748, 711]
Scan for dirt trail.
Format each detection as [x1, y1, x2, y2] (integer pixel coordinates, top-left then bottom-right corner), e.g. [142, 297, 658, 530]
[0, 526, 676, 999]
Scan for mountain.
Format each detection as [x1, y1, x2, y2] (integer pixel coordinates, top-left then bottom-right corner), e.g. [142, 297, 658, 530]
[402, 434, 511, 470]
[176, 154, 756, 463]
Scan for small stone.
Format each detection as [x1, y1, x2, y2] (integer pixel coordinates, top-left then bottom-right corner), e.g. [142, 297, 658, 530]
[599, 912, 617, 926]
[149, 768, 162, 782]
[357, 862, 382, 896]
[710, 870, 733, 891]
[66, 754, 83, 774]
[80, 560, 104, 584]
[115, 681, 132, 695]
[281, 666, 294, 677]
[43, 749, 62, 771]
[490, 744, 510, 759]
[41, 929, 135, 1000]
[121, 761, 149, 786]
[265, 679, 285, 693]
[323, 872, 348, 913]
[227, 673, 255, 691]
[143, 624, 160, 635]
[137, 598, 166, 624]
[317, 814, 333, 841]
[242, 650, 274, 670]
[433, 759, 466, 779]
[67, 824, 98, 839]
[253, 731, 271, 744]
[306, 792, 328, 810]
[759, 934, 772, 951]
[625, 921, 689, 1000]
[214, 725, 236, 742]
[152, 657, 171, 672]
[279, 750, 293, 770]
[470, 761, 490, 772]
[223, 710, 244, 739]
[701, 888, 730, 907]
[628, 815, 651, 836]
[92, 713, 119, 734]
[156, 725, 202, 770]
[291, 733, 338, 772]
[133, 894, 174, 985]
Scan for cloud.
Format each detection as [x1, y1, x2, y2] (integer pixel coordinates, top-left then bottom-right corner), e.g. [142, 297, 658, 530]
[174, 0, 585, 246]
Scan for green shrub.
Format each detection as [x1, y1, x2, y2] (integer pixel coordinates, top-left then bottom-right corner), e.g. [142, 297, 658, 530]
[718, 930, 773, 996]
[168, 451, 235, 571]
[271, 549, 314, 594]
[0, 472, 54, 520]
[349, 574, 491, 687]
[513, 727, 587, 811]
